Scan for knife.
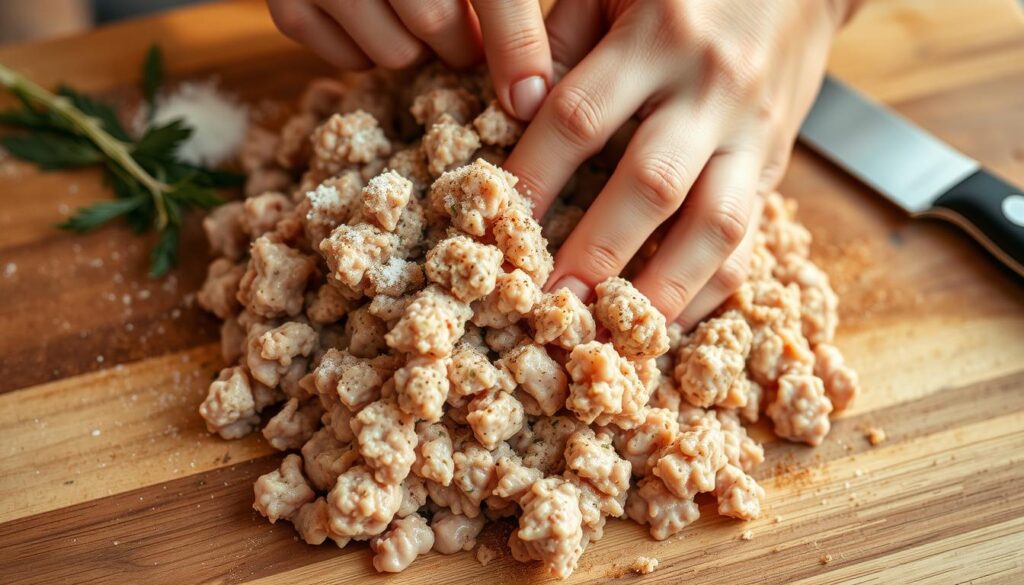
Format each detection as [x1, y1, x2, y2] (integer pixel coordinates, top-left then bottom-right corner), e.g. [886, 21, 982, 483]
[799, 75, 1024, 277]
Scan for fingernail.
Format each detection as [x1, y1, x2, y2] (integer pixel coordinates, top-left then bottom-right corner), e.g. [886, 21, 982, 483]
[552, 275, 591, 302]
[510, 75, 547, 121]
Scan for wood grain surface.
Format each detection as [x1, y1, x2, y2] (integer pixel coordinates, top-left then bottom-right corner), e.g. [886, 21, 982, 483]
[1, 0, 1023, 583]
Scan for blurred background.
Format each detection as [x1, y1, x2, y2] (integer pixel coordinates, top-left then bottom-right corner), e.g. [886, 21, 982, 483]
[0, 0, 208, 45]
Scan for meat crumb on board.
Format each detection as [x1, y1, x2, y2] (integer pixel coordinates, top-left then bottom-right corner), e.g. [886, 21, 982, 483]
[864, 426, 887, 446]
[192, 62, 863, 580]
[631, 556, 659, 575]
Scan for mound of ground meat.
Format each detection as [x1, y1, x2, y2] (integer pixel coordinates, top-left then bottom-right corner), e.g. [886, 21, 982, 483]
[197, 65, 860, 579]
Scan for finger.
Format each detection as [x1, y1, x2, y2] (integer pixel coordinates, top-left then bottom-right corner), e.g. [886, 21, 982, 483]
[470, 0, 552, 120]
[390, 0, 483, 69]
[545, 0, 603, 68]
[547, 101, 722, 300]
[268, 0, 372, 70]
[632, 148, 762, 321]
[503, 30, 664, 218]
[674, 195, 764, 330]
[317, 0, 427, 69]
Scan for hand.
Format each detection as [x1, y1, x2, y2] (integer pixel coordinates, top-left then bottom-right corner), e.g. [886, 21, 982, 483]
[266, 0, 554, 120]
[504, 0, 861, 328]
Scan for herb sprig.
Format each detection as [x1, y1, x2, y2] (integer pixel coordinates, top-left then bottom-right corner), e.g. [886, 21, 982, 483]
[0, 46, 243, 276]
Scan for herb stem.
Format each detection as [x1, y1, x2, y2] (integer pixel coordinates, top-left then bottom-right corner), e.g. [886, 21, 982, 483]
[0, 63, 174, 228]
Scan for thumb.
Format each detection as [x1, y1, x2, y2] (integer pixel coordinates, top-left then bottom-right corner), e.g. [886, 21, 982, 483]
[470, 0, 552, 121]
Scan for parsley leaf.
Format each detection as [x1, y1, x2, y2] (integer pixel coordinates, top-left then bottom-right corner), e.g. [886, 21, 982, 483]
[58, 197, 145, 232]
[142, 44, 164, 120]
[0, 132, 101, 169]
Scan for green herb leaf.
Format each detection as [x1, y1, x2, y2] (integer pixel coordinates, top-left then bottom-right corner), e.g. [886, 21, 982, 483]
[142, 44, 164, 119]
[57, 197, 145, 233]
[149, 226, 179, 278]
[1, 132, 101, 169]
[56, 84, 131, 142]
[134, 119, 191, 159]
[170, 182, 223, 210]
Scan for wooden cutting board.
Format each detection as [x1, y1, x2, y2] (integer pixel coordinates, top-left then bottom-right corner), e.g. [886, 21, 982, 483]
[1, 1, 1022, 583]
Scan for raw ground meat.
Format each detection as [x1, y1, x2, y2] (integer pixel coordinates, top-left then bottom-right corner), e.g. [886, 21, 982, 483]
[196, 66, 861, 580]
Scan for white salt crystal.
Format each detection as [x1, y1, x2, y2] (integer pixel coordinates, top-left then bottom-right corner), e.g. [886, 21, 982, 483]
[146, 80, 249, 166]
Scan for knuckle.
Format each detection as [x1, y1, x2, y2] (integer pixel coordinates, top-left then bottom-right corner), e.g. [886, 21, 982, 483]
[377, 44, 423, 70]
[654, 274, 696, 314]
[271, 2, 311, 39]
[549, 85, 604, 149]
[652, 0, 695, 48]
[633, 154, 688, 215]
[706, 199, 749, 250]
[495, 27, 547, 58]
[407, 0, 457, 37]
[579, 239, 624, 278]
[715, 257, 750, 293]
[708, 45, 766, 96]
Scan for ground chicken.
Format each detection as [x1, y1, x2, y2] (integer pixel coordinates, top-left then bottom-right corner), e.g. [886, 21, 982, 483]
[563, 470, 627, 541]
[519, 416, 580, 475]
[650, 416, 727, 500]
[413, 422, 455, 486]
[362, 170, 413, 232]
[262, 398, 323, 451]
[253, 453, 316, 523]
[352, 398, 418, 485]
[767, 374, 833, 446]
[484, 323, 531, 355]
[472, 100, 523, 146]
[813, 343, 860, 412]
[492, 203, 553, 286]
[320, 223, 397, 292]
[565, 341, 644, 425]
[422, 114, 481, 176]
[306, 282, 358, 324]
[714, 463, 765, 521]
[674, 311, 753, 408]
[220, 315, 245, 364]
[197, 258, 245, 319]
[530, 288, 596, 349]
[202, 201, 248, 261]
[447, 343, 506, 399]
[398, 475, 429, 517]
[386, 285, 473, 357]
[237, 236, 316, 318]
[412, 87, 481, 127]
[425, 235, 504, 302]
[466, 390, 525, 449]
[431, 509, 486, 554]
[313, 349, 391, 411]
[594, 277, 670, 360]
[471, 268, 542, 328]
[564, 427, 631, 497]
[502, 344, 568, 416]
[242, 191, 293, 238]
[761, 192, 812, 260]
[394, 356, 450, 422]
[428, 158, 515, 237]
[199, 366, 261, 439]
[248, 321, 317, 387]
[517, 477, 585, 579]
[292, 497, 350, 547]
[276, 112, 317, 170]
[246, 166, 293, 199]
[303, 172, 364, 246]
[311, 110, 391, 175]
[240, 125, 280, 173]
[327, 464, 403, 539]
[626, 475, 700, 541]
[301, 427, 359, 491]
[493, 454, 545, 503]
[775, 253, 839, 346]
[371, 514, 435, 573]
[613, 407, 680, 477]
[450, 439, 500, 509]
[345, 305, 390, 358]
[387, 144, 431, 194]
[718, 410, 765, 472]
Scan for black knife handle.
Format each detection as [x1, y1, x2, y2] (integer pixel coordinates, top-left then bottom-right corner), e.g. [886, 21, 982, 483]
[926, 169, 1024, 277]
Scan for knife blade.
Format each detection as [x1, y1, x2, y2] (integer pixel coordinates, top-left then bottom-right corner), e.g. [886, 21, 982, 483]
[798, 75, 1024, 277]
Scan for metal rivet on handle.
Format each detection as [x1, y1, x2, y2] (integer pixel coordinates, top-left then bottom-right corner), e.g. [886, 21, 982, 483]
[1003, 194, 1024, 227]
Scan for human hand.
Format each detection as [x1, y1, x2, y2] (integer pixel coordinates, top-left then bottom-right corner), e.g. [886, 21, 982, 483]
[504, 0, 861, 328]
[266, 0, 554, 120]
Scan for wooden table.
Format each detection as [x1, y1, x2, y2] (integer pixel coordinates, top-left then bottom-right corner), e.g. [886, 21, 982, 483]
[1, 1, 1023, 583]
